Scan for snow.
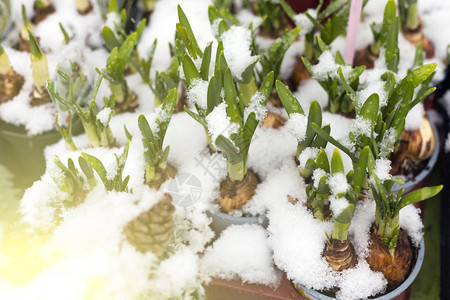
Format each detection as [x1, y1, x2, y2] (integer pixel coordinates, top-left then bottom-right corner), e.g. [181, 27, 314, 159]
[311, 51, 352, 82]
[328, 173, 349, 196]
[298, 147, 319, 169]
[285, 112, 307, 142]
[202, 224, 281, 287]
[96, 107, 112, 126]
[294, 9, 317, 35]
[244, 91, 267, 121]
[205, 102, 239, 143]
[329, 195, 350, 217]
[312, 168, 327, 189]
[374, 158, 392, 182]
[221, 25, 259, 81]
[405, 103, 424, 131]
[187, 79, 209, 110]
[352, 116, 373, 138]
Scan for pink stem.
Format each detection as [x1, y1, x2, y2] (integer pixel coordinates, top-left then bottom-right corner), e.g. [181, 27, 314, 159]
[344, 0, 363, 65]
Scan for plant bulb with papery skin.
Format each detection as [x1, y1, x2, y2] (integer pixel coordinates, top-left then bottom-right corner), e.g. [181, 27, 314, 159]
[366, 227, 413, 285]
[400, 114, 435, 162]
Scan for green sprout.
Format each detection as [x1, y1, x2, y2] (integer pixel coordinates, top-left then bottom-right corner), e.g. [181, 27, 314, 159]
[104, 32, 137, 104]
[48, 69, 116, 148]
[82, 141, 131, 192]
[302, 42, 365, 114]
[276, 80, 330, 176]
[398, 0, 419, 32]
[20, 4, 33, 41]
[102, 0, 150, 83]
[207, 63, 274, 182]
[29, 30, 50, 94]
[54, 156, 96, 208]
[137, 88, 177, 189]
[55, 113, 76, 151]
[370, 172, 442, 255]
[59, 22, 71, 44]
[280, 0, 352, 62]
[368, 0, 397, 60]
[212, 0, 234, 11]
[208, 6, 260, 106]
[243, 0, 288, 36]
[35, 0, 52, 10]
[0, 45, 12, 75]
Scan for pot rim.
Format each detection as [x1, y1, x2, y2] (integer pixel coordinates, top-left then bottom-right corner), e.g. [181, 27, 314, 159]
[291, 237, 425, 300]
[392, 119, 440, 192]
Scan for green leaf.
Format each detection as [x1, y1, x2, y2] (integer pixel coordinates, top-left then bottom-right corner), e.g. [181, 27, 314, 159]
[331, 148, 345, 174]
[182, 54, 200, 87]
[138, 114, 156, 144]
[334, 204, 355, 224]
[184, 106, 207, 127]
[258, 71, 275, 106]
[200, 42, 213, 81]
[276, 80, 304, 115]
[279, 0, 296, 20]
[385, 16, 399, 73]
[215, 135, 242, 164]
[102, 26, 120, 50]
[398, 185, 442, 211]
[311, 123, 356, 162]
[351, 146, 370, 192]
[81, 152, 108, 186]
[223, 68, 241, 125]
[316, 150, 330, 173]
[360, 93, 380, 124]
[413, 42, 424, 68]
[302, 101, 322, 147]
[177, 5, 202, 58]
[207, 76, 222, 113]
[28, 31, 43, 59]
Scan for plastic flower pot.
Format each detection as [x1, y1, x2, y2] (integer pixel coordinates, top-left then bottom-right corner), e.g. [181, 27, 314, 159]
[291, 237, 425, 300]
[208, 210, 268, 236]
[0, 118, 83, 189]
[392, 120, 440, 194]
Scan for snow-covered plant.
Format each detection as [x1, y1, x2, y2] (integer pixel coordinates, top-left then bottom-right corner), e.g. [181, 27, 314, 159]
[152, 51, 180, 107]
[102, 0, 150, 83]
[370, 173, 441, 255]
[82, 141, 131, 192]
[104, 32, 137, 104]
[303, 43, 365, 114]
[243, 0, 288, 36]
[322, 147, 370, 271]
[28, 31, 50, 95]
[368, 0, 398, 60]
[209, 66, 274, 182]
[0, 46, 11, 75]
[276, 80, 329, 177]
[208, 7, 260, 105]
[48, 69, 116, 148]
[59, 22, 72, 44]
[137, 88, 177, 189]
[35, 0, 52, 10]
[53, 156, 96, 208]
[280, 0, 351, 62]
[257, 26, 300, 81]
[398, 0, 419, 32]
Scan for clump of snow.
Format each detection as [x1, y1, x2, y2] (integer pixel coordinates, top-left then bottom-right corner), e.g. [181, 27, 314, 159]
[349, 198, 375, 259]
[187, 79, 209, 110]
[294, 9, 317, 35]
[285, 113, 307, 142]
[205, 102, 239, 143]
[379, 127, 397, 158]
[221, 25, 259, 81]
[352, 116, 373, 138]
[405, 104, 424, 130]
[312, 168, 327, 189]
[202, 224, 281, 287]
[96, 107, 112, 126]
[336, 261, 387, 300]
[356, 67, 388, 109]
[374, 158, 392, 181]
[311, 51, 352, 81]
[399, 204, 424, 247]
[328, 173, 349, 196]
[329, 195, 350, 217]
[244, 91, 267, 121]
[294, 79, 328, 109]
[298, 147, 319, 169]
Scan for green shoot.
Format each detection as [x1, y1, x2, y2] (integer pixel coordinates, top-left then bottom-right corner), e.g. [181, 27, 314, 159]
[55, 113, 76, 151]
[104, 32, 137, 103]
[59, 22, 71, 44]
[20, 4, 33, 41]
[276, 80, 330, 173]
[48, 68, 116, 148]
[81, 141, 131, 192]
[137, 88, 177, 188]
[398, 0, 419, 32]
[302, 47, 365, 114]
[0, 45, 12, 75]
[370, 171, 442, 254]
[29, 30, 50, 93]
[53, 156, 96, 208]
